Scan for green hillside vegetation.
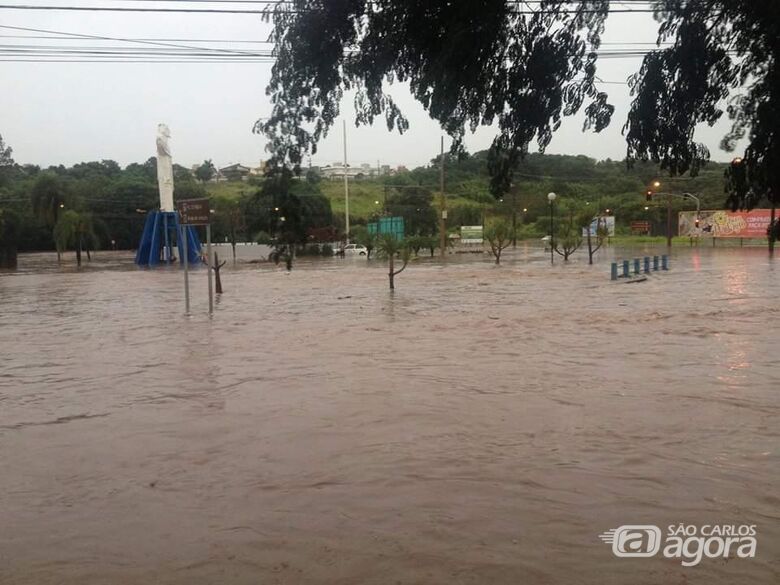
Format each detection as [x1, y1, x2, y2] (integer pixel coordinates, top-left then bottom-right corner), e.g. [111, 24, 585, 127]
[213, 150, 730, 237]
[0, 144, 736, 255]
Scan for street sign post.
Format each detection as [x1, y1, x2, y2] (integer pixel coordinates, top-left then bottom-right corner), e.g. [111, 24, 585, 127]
[176, 198, 213, 315]
[178, 198, 210, 225]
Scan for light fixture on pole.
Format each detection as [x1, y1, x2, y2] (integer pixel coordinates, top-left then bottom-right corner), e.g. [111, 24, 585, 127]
[548, 192, 557, 265]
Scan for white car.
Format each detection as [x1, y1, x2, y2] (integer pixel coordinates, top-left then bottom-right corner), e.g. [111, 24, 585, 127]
[342, 243, 368, 256]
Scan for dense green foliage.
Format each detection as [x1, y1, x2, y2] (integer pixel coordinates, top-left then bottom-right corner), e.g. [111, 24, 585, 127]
[0, 138, 734, 255]
[261, 1, 778, 251]
[625, 1, 779, 215]
[194, 159, 217, 183]
[0, 157, 207, 252]
[53, 210, 98, 266]
[260, 0, 613, 190]
[0, 207, 20, 268]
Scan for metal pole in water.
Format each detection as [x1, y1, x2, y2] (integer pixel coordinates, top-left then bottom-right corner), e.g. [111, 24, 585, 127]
[644, 256, 650, 273]
[182, 226, 190, 315]
[662, 254, 669, 270]
[439, 135, 447, 257]
[653, 255, 659, 271]
[163, 213, 170, 264]
[611, 262, 618, 281]
[206, 223, 214, 315]
[633, 258, 640, 275]
[622, 260, 629, 278]
[549, 201, 555, 265]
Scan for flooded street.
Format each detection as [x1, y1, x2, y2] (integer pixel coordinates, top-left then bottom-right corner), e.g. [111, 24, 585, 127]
[0, 244, 778, 584]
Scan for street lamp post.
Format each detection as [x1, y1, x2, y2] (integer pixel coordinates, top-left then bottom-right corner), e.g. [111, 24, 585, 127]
[511, 185, 517, 248]
[649, 180, 701, 246]
[651, 180, 674, 248]
[548, 192, 557, 265]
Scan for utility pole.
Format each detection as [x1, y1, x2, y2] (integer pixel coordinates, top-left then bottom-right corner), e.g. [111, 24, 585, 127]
[439, 136, 447, 257]
[343, 119, 350, 244]
[511, 187, 517, 248]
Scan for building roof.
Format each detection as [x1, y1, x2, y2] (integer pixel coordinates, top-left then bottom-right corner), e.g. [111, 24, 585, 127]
[220, 163, 251, 172]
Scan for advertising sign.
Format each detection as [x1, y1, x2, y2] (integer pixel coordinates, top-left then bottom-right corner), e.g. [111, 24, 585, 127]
[460, 225, 483, 244]
[368, 216, 405, 239]
[582, 216, 615, 237]
[679, 209, 773, 238]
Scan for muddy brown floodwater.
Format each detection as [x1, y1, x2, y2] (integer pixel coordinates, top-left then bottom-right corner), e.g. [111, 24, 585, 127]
[0, 244, 778, 584]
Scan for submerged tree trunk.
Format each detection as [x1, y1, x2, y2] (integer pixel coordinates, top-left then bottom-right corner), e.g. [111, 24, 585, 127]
[231, 225, 237, 263]
[586, 228, 593, 265]
[213, 251, 226, 293]
[769, 203, 776, 256]
[388, 253, 395, 290]
[76, 235, 82, 267]
[0, 246, 17, 269]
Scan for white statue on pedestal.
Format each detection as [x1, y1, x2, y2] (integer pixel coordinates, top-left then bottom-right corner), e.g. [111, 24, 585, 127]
[156, 124, 174, 212]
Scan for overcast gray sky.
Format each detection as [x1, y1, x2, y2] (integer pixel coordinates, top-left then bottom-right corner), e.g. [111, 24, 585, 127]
[1, 1, 743, 170]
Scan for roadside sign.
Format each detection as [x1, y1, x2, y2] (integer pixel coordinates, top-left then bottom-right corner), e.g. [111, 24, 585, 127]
[177, 198, 211, 225]
[460, 225, 483, 244]
[582, 216, 616, 237]
[176, 198, 214, 315]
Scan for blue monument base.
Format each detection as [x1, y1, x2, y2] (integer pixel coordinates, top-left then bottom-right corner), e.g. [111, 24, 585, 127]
[135, 210, 202, 267]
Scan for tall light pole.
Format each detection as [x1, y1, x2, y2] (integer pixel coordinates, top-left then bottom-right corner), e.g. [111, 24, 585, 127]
[439, 136, 447, 257]
[548, 192, 557, 265]
[652, 180, 673, 248]
[343, 119, 350, 244]
[511, 183, 517, 248]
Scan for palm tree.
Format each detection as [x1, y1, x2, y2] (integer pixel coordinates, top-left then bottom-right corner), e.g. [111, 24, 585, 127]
[31, 173, 69, 260]
[30, 173, 68, 228]
[352, 225, 377, 259]
[376, 234, 411, 290]
[53, 210, 97, 267]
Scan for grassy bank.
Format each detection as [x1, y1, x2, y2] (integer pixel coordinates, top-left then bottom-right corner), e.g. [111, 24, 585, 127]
[206, 179, 482, 222]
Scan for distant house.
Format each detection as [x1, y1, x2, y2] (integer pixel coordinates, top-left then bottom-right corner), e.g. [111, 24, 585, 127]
[320, 163, 365, 180]
[249, 161, 267, 176]
[220, 163, 251, 182]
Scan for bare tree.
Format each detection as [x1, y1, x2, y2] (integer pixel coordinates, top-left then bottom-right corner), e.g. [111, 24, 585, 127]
[554, 209, 583, 262]
[581, 214, 608, 265]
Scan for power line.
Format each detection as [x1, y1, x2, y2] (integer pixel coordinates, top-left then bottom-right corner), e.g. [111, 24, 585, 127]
[0, 34, 276, 43]
[0, 3, 662, 15]
[0, 35, 673, 47]
[0, 24, 272, 57]
[0, 26, 687, 64]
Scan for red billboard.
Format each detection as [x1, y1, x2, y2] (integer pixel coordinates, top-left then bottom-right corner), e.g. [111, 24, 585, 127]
[679, 209, 774, 238]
